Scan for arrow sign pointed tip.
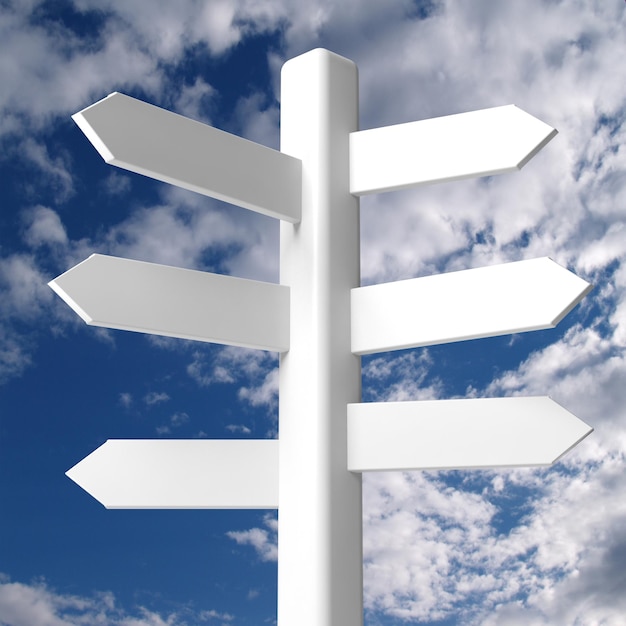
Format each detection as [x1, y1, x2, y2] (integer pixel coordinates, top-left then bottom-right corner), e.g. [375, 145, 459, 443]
[48, 258, 96, 325]
[545, 258, 593, 326]
[72, 96, 117, 163]
[507, 105, 558, 170]
[65, 441, 110, 507]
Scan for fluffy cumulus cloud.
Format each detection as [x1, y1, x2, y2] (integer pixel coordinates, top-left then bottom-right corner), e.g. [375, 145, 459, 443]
[226, 514, 279, 563]
[1, 0, 625, 623]
[187, 346, 279, 432]
[0, 575, 232, 626]
[361, 452, 626, 624]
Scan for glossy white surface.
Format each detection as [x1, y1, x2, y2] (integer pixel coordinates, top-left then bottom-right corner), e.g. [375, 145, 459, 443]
[278, 49, 363, 626]
[66, 439, 279, 509]
[73, 92, 302, 222]
[351, 257, 592, 355]
[348, 397, 593, 472]
[350, 104, 557, 195]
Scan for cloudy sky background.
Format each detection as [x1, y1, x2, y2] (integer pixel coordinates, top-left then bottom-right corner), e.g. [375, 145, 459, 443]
[1, 1, 625, 624]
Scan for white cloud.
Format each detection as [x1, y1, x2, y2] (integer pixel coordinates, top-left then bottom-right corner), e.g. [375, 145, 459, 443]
[225, 424, 252, 435]
[144, 391, 170, 406]
[170, 412, 189, 427]
[227, 514, 278, 562]
[362, 350, 443, 402]
[119, 392, 133, 408]
[0, 576, 207, 626]
[101, 192, 278, 283]
[198, 608, 234, 622]
[0, 328, 33, 383]
[101, 172, 132, 196]
[230, 92, 280, 149]
[0, 254, 54, 320]
[0, 6, 160, 135]
[237, 367, 278, 410]
[0, 250, 61, 381]
[187, 346, 277, 405]
[19, 140, 74, 203]
[194, 1, 242, 55]
[172, 77, 216, 124]
[22, 206, 69, 249]
[360, 446, 626, 624]
[156, 412, 190, 435]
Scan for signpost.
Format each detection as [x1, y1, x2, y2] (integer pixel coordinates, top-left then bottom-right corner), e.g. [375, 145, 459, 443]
[52, 48, 593, 626]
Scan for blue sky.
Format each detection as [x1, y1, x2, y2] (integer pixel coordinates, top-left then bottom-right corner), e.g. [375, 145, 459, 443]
[1, 1, 625, 625]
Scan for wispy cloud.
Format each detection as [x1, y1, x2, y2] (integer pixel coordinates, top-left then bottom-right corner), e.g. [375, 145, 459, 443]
[362, 350, 442, 402]
[101, 172, 132, 197]
[144, 391, 170, 407]
[225, 424, 252, 435]
[237, 368, 279, 411]
[0, 252, 55, 381]
[0, 574, 221, 626]
[173, 77, 216, 124]
[187, 347, 278, 419]
[21, 206, 69, 249]
[227, 514, 278, 563]
[119, 392, 133, 409]
[198, 608, 234, 622]
[156, 412, 190, 435]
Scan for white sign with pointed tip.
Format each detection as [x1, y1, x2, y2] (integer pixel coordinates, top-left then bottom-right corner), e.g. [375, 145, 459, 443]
[49, 254, 289, 352]
[66, 439, 279, 509]
[347, 396, 593, 472]
[351, 257, 592, 355]
[350, 104, 557, 195]
[73, 92, 302, 222]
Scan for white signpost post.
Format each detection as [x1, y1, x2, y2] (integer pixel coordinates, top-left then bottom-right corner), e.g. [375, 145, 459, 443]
[50, 49, 593, 626]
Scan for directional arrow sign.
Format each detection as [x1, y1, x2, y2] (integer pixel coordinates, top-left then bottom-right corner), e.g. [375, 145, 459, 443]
[49, 254, 289, 352]
[66, 439, 279, 508]
[73, 92, 302, 222]
[349, 104, 557, 195]
[351, 257, 592, 355]
[347, 396, 593, 472]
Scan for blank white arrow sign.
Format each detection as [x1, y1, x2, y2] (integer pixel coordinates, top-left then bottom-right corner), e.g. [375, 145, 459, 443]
[49, 254, 289, 352]
[66, 439, 279, 509]
[350, 104, 557, 195]
[351, 257, 592, 355]
[73, 92, 302, 222]
[348, 397, 593, 472]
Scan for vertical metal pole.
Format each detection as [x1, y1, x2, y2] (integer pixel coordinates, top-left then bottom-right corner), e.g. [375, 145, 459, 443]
[278, 49, 363, 626]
